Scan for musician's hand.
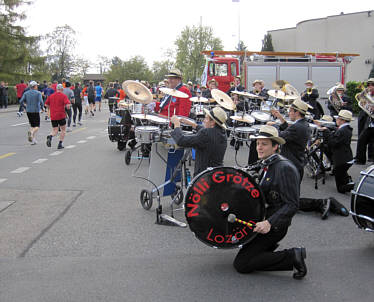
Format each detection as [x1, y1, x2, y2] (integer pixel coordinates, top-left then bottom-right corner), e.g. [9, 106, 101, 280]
[271, 109, 282, 120]
[267, 121, 276, 126]
[179, 118, 196, 128]
[254, 220, 271, 234]
[170, 115, 180, 127]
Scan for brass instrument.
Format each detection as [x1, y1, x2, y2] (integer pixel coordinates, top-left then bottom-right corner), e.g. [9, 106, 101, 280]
[355, 88, 374, 118]
[307, 87, 313, 95]
[328, 87, 343, 112]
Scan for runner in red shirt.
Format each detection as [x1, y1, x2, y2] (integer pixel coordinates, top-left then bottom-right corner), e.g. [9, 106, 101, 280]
[15, 80, 28, 116]
[44, 84, 71, 149]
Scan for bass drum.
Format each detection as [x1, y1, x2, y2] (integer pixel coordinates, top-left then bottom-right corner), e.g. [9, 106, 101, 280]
[351, 165, 374, 232]
[185, 167, 266, 248]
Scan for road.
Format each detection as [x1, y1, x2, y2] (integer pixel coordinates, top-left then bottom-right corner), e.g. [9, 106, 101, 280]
[0, 105, 373, 302]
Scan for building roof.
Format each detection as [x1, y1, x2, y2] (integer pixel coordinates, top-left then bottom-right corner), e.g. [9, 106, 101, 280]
[83, 74, 105, 81]
[268, 10, 373, 33]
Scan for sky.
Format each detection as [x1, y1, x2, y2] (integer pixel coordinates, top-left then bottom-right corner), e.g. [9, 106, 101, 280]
[22, 0, 373, 73]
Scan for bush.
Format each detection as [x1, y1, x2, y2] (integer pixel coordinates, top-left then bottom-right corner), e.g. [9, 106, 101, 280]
[345, 81, 365, 114]
[7, 87, 17, 105]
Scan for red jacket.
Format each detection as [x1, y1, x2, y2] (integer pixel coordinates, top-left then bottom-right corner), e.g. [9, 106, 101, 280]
[156, 85, 191, 117]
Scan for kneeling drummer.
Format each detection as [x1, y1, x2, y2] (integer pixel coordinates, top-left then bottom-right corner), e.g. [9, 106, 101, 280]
[233, 125, 307, 279]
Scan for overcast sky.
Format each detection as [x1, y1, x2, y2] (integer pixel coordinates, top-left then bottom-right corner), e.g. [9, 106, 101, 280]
[23, 0, 373, 72]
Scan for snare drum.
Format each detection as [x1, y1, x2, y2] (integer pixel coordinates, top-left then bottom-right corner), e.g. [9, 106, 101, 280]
[185, 166, 266, 248]
[351, 165, 374, 232]
[133, 103, 143, 114]
[251, 111, 271, 123]
[233, 127, 256, 141]
[135, 126, 160, 144]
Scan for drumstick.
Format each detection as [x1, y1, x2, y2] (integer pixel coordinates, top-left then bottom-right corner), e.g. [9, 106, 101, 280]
[227, 214, 254, 227]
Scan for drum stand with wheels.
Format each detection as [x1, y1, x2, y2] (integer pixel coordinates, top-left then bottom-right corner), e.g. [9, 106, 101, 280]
[125, 142, 151, 165]
[140, 147, 192, 228]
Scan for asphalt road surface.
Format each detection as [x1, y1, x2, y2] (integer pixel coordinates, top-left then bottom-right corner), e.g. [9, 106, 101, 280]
[0, 104, 373, 302]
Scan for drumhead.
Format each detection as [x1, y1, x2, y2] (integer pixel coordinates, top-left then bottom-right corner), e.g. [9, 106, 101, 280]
[234, 127, 256, 134]
[185, 166, 266, 248]
[135, 126, 159, 132]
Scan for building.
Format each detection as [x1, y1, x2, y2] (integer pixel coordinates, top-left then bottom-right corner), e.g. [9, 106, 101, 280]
[82, 74, 105, 86]
[268, 10, 374, 82]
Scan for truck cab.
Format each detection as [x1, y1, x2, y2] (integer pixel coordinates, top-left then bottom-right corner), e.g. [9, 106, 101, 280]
[207, 56, 239, 92]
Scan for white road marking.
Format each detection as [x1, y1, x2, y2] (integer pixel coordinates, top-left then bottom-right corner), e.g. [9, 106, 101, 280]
[65, 145, 76, 149]
[11, 167, 30, 174]
[0, 178, 8, 184]
[50, 151, 63, 156]
[32, 158, 48, 164]
[86, 136, 96, 140]
[77, 140, 87, 144]
[11, 122, 28, 127]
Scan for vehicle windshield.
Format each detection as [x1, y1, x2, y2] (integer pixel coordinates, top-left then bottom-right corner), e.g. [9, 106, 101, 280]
[209, 63, 228, 76]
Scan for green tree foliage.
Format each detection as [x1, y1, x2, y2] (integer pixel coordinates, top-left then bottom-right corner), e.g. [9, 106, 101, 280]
[346, 81, 364, 114]
[0, 0, 45, 83]
[261, 33, 274, 51]
[152, 59, 174, 84]
[105, 56, 153, 83]
[175, 25, 223, 82]
[236, 40, 248, 76]
[45, 24, 77, 81]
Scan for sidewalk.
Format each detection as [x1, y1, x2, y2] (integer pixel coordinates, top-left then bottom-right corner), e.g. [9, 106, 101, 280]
[0, 105, 19, 113]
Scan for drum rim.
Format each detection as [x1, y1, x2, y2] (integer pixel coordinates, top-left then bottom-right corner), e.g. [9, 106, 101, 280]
[184, 166, 266, 249]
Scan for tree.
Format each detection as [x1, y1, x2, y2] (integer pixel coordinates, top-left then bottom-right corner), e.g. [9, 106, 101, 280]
[369, 63, 374, 78]
[152, 59, 174, 84]
[175, 25, 223, 82]
[105, 56, 152, 83]
[70, 56, 91, 83]
[45, 25, 77, 81]
[235, 40, 248, 76]
[261, 33, 274, 51]
[0, 0, 45, 82]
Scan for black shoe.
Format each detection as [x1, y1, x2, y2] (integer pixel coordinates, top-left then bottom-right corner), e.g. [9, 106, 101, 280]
[128, 139, 137, 150]
[328, 197, 349, 216]
[57, 142, 64, 149]
[354, 160, 366, 165]
[320, 199, 331, 220]
[292, 247, 307, 280]
[46, 135, 52, 147]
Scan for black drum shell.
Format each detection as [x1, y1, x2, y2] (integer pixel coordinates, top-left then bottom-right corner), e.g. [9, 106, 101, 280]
[185, 166, 266, 248]
[351, 165, 374, 232]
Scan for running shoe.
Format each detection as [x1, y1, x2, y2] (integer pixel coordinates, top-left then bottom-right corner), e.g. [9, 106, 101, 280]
[27, 131, 32, 142]
[46, 135, 52, 147]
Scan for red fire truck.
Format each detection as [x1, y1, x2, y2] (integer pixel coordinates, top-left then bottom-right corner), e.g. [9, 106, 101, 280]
[201, 50, 359, 98]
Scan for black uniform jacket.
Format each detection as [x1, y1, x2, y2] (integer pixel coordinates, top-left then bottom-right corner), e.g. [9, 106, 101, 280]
[259, 154, 300, 229]
[325, 124, 353, 167]
[327, 94, 353, 113]
[279, 118, 310, 172]
[171, 125, 227, 176]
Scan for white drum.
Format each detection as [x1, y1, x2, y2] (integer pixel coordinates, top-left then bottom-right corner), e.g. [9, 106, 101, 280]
[193, 104, 205, 116]
[260, 101, 273, 112]
[135, 126, 160, 144]
[233, 127, 256, 141]
[133, 103, 143, 113]
[251, 111, 271, 123]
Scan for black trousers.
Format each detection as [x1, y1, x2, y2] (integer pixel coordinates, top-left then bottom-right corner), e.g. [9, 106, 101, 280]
[247, 140, 258, 165]
[356, 127, 374, 163]
[358, 112, 374, 159]
[73, 103, 82, 123]
[233, 228, 294, 273]
[334, 163, 353, 193]
[66, 108, 72, 127]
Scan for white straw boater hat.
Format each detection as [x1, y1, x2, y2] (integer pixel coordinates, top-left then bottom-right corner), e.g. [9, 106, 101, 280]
[250, 125, 285, 145]
[203, 107, 228, 129]
[334, 109, 354, 121]
[165, 68, 182, 78]
[291, 98, 312, 114]
[321, 115, 334, 122]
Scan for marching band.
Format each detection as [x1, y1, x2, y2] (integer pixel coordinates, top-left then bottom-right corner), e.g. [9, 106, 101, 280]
[108, 70, 374, 280]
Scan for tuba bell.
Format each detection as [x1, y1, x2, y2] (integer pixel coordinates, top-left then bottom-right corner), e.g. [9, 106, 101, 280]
[355, 88, 374, 118]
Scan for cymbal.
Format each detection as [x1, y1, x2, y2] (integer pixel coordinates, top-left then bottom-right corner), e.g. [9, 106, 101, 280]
[231, 90, 265, 99]
[122, 80, 153, 104]
[284, 94, 299, 100]
[190, 96, 209, 103]
[267, 89, 286, 99]
[230, 114, 255, 124]
[159, 87, 189, 98]
[211, 89, 236, 110]
[284, 84, 300, 97]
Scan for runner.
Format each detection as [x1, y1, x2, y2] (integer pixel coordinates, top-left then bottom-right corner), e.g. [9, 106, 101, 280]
[19, 81, 44, 145]
[44, 84, 71, 149]
[95, 82, 103, 112]
[62, 82, 75, 132]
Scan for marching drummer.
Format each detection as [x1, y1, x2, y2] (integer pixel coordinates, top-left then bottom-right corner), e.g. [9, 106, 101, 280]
[234, 125, 307, 279]
[170, 107, 227, 176]
[155, 68, 191, 117]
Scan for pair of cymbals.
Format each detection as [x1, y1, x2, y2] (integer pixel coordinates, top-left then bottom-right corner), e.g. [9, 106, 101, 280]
[159, 87, 189, 98]
[230, 114, 255, 124]
[231, 90, 264, 99]
[190, 96, 216, 103]
[211, 89, 236, 110]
